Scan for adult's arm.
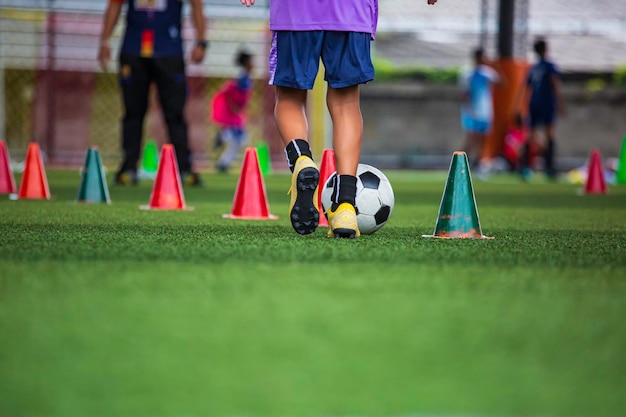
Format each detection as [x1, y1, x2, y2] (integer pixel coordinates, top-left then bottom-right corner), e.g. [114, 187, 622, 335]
[98, 0, 124, 71]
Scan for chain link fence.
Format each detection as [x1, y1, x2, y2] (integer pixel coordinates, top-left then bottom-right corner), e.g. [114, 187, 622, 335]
[0, 0, 281, 170]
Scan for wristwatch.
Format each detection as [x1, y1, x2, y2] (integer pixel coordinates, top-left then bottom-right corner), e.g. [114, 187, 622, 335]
[195, 40, 209, 50]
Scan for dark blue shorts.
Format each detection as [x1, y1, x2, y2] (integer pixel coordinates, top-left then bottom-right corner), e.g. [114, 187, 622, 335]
[269, 31, 374, 89]
[529, 106, 556, 128]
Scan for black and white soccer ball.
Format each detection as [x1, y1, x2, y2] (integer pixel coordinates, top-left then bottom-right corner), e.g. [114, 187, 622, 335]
[321, 163, 395, 235]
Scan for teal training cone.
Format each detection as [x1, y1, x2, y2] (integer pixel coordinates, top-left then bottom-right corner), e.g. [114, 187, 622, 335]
[616, 136, 626, 185]
[140, 139, 159, 179]
[422, 151, 492, 239]
[255, 140, 272, 175]
[77, 147, 110, 204]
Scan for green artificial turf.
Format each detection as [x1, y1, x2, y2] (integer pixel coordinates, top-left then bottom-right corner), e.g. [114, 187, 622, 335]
[1, 168, 625, 417]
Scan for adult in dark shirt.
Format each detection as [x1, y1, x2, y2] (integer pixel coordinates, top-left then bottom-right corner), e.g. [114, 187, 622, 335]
[98, 0, 207, 185]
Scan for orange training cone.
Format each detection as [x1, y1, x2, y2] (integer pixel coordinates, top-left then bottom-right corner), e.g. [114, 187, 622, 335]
[18, 142, 51, 200]
[140, 144, 191, 210]
[422, 151, 493, 239]
[317, 148, 336, 226]
[582, 148, 607, 195]
[223, 147, 278, 220]
[0, 140, 17, 195]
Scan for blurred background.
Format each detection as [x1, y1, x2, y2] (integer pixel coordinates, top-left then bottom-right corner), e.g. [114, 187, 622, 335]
[0, 0, 625, 171]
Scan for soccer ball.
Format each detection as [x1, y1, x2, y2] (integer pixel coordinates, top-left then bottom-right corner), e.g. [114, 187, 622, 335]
[321, 163, 395, 235]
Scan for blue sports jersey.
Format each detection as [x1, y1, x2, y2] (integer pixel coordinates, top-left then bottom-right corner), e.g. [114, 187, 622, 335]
[527, 59, 560, 112]
[119, 0, 184, 57]
[459, 64, 499, 122]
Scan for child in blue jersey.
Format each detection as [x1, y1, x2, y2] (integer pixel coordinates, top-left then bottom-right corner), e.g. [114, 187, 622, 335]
[241, 0, 438, 238]
[518, 38, 566, 180]
[459, 48, 501, 168]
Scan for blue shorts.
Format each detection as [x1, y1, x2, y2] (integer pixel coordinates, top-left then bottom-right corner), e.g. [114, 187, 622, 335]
[461, 111, 491, 134]
[269, 31, 374, 89]
[529, 106, 556, 128]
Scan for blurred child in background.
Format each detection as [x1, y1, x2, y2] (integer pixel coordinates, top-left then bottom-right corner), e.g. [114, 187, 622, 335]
[211, 50, 254, 173]
[459, 48, 501, 169]
[518, 37, 566, 180]
[502, 113, 528, 171]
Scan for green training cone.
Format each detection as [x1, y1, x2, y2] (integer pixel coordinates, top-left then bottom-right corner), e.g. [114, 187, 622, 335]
[422, 151, 492, 239]
[77, 147, 110, 204]
[140, 139, 159, 178]
[616, 135, 626, 185]
[255, 140, 272, 175]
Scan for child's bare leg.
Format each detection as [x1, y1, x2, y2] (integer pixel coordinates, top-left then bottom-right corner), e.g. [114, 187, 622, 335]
[274, 86, 309, 147]
[324, 85, 362, 238]
[519, 128, 539, 177]
[543, 124, 556, 177]
[463, 131, 481, 167]
[275, 86, 319, 235]
[327, 85, 362, 176]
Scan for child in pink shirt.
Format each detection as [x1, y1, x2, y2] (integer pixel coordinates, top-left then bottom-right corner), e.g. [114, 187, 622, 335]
[212, 51, 253, 173]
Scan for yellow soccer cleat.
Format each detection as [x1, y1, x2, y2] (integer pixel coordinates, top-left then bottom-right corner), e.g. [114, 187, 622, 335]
[326, 202, 360, 239]
[288, 156, 320, 235]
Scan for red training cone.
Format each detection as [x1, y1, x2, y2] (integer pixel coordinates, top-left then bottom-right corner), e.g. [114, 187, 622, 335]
[223, 147, 278, 220]
[317, 148, 336, 226]
[582, 148, 607, 195]
[140, 144, 191, 210]
[18, 142, 51, 200]
[0, 140, 17, 195]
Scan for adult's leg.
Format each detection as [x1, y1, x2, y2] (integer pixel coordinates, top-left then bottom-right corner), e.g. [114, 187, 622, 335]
[119, 54, 151, 174]
[154, 56, 192, 174]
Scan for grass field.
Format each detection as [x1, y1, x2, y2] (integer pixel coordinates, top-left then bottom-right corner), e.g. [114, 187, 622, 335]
[1, 168, 625, 417]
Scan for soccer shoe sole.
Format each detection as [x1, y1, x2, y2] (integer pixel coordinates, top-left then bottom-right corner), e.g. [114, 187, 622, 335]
[290, 167, 320, 235]
[327, 203, 360, 239]
[330, 228, 358, 239]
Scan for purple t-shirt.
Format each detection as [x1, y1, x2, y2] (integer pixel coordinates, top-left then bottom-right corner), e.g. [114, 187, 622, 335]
[269, 0, 379, 38]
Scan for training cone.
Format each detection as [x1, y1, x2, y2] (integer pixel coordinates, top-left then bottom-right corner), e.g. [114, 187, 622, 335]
[223, 147, 277, 220]
[77, 147, 111, 204]
[18, 142, 51, 200]
[581, 148, 607, 195]
[317, 148, 336, 226]
[422, 151, 492, 239]
[140, 144, 191, 210]
[0, 140, 17, 195]
[255, 140, 272, 176]
[616, 136, 626, 185]
[139, 139, 158, 179]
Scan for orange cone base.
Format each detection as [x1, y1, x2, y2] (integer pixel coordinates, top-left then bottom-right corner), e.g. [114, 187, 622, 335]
[140, 205, 194, 211]
[222, 213, 278, 220]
